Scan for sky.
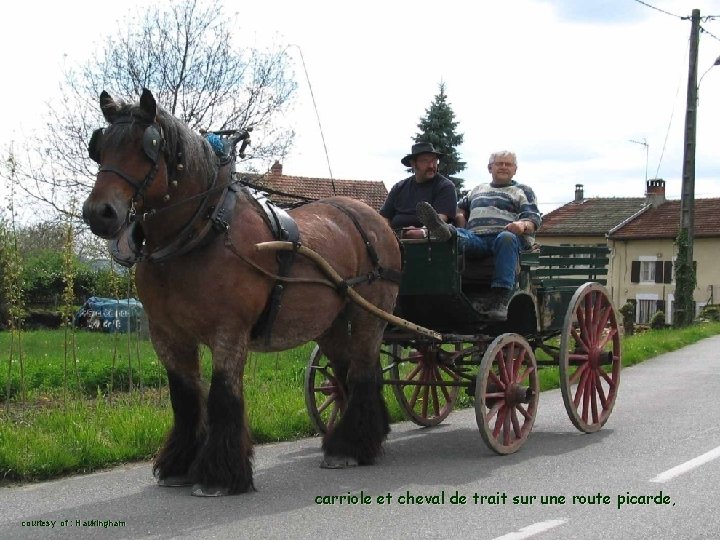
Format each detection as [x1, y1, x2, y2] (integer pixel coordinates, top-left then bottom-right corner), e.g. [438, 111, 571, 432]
[2, 0, 720, 217]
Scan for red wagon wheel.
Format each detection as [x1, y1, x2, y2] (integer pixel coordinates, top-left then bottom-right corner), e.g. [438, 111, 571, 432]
[559, 283, 621, 433]
[304, 346, 346, 435]
[475, 333, 539, 455]
[388, 344, 460, 426]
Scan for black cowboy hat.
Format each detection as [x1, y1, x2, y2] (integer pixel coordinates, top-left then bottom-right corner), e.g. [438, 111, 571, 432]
[401, 142, 444, 167]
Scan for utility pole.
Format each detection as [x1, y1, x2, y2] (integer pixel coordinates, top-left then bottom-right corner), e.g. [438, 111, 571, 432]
[674, 8, 700, 327]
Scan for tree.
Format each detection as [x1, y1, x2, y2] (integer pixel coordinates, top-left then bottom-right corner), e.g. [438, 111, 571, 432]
[413, 82, 466, 193]
[5, 0, 297, 219]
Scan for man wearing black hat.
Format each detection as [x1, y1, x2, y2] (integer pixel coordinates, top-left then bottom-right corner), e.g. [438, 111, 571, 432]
[379, 142, 457, 237]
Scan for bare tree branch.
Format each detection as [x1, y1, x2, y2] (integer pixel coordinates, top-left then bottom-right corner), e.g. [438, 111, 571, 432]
[9, 0, 297, 221]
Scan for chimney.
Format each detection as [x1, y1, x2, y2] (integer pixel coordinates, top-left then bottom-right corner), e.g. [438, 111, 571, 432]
[645, 178, 666, 207]
[574, 183, 584, 202]
[270, 160, 283, 176]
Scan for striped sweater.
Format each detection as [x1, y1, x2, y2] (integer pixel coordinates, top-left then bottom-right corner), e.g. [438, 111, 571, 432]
[459, 181, 542, 246]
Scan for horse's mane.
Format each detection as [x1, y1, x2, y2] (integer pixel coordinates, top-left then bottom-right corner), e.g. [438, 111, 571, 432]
[104, 99, 218, 186]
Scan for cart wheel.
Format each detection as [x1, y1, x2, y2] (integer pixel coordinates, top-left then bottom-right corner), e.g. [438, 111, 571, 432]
[475, 333, 539, 455]
[388, 344, 460, 426]
[559, 283, 621, 433]
[304, 345, 346, 435]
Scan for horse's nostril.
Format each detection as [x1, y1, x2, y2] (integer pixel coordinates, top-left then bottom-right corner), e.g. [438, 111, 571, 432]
[101, 203, 117, 220]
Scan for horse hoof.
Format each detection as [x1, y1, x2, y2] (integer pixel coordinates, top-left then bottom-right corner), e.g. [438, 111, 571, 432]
[191, 484, 230, 497]
[157, 475, 193, 487]
[320, 456, 359, 469]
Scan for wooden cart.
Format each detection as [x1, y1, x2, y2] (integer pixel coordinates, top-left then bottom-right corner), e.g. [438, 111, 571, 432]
[305, 237, 621, 454]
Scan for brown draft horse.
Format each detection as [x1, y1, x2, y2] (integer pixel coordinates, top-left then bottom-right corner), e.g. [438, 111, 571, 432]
[82, 89, 400, 496]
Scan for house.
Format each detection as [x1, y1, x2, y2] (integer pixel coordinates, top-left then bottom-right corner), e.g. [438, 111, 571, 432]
[536, 179, 720, 324]
[607, 188, 720, 325]
[247, 161, 388, 212]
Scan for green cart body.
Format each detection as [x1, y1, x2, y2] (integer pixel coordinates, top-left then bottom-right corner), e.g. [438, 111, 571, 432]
[305, 236, 621, 455]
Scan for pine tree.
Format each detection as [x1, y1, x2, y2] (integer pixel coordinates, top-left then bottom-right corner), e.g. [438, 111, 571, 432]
[414, 82, 466, 193]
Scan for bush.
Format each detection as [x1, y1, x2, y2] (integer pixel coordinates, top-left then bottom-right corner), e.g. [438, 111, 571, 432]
[650, 310, 666, 329]
[699, 304, 720, 322]
[619, 301, 636, 336]
[20, 250, 132, 308]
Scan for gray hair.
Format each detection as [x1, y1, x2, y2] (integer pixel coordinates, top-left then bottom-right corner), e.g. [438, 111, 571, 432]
[488, 150, 517, 166]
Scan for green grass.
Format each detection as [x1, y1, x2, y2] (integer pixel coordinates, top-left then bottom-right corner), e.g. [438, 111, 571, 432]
[2, 322, 719, 484]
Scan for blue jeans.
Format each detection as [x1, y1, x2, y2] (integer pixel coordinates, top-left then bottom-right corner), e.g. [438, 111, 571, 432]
[455, 229, 520, 289]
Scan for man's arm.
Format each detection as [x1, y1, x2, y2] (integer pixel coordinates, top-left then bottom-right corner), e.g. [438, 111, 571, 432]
[433, 180, 458, 223]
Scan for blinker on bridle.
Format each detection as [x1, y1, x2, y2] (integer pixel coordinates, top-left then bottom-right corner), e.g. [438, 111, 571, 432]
[89, 115, 166, 220]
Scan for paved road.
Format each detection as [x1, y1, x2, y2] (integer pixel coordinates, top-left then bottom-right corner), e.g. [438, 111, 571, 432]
[3, 336, 720, 540]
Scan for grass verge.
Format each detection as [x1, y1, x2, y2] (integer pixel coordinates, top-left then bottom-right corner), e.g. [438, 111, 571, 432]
[2, 322, 719, 485]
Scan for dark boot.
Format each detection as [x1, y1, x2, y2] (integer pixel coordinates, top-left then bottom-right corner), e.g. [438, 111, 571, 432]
[416, 202, 454, 241]
[487, 288, 512, 321]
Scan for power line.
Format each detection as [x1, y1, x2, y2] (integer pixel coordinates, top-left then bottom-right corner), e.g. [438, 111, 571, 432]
[286, 44, 336, 189]
[700, 24, 720, 43]
[631, 0, 684, 19]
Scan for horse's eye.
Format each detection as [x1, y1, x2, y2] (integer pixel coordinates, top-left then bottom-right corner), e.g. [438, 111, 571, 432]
[88, 128, 104, 163]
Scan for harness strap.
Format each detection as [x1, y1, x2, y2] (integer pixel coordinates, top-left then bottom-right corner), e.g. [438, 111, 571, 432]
[314, 200, 402, 285]
[243, 189, 302, 345]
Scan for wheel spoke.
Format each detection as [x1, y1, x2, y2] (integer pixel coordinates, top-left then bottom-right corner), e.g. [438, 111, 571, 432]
[486, 400, 503, 424]
[570, 326, 590, 353]
[506, 343, 516, 382]
[595, 373, 608, 409]
[327, 401, 339, 430]
[403, 363, 423, 384]
[517, 364, 536, 385]
[515, 403, 531, 421]
[430, 377, 441, 417]
[421, 383, 430, 418]
[512, 347, 526, 379]
[316, 394, 336, 414]
[585, 293, 595, 339]
[591, 293, 604, 339]
[488, 369, 505, 390]
[503, 407, 511, 446]
[498, 350, 510, 385]
[581, 372, 592, 422]
[599, 366, 616, 388]
[408, 378, 422, 410]
[589, 371, 599, 423]
[597, 327, 618, 350]
[569, 361, 589, 385]
[573, 365, 590, 407]
[435, 366, 452, 402]
[511, 407, 522, 439]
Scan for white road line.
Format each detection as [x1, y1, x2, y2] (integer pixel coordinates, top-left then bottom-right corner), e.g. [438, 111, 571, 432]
[650, 445, 720, 483]
[492, 518, 569, 540]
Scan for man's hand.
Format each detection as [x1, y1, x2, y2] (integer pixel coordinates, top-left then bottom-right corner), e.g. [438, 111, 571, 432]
[505, 220, 532, 235]
[402, 226, 428, 239]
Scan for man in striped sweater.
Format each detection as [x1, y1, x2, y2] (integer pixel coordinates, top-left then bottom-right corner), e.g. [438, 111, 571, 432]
[417, 150, 541, 321]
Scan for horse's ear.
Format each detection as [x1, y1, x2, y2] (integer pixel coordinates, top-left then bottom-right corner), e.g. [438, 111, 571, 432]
[139, 88, 157, 119]
[100, 91, 118, 123]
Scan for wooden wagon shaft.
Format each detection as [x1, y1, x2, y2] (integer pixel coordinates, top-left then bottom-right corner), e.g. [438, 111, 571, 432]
[255, 241, 442, 341]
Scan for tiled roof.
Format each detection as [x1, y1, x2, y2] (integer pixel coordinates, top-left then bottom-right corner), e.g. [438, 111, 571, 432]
[249, 173, 388, 212]
[608, 198, 720, 239]
[536, 198, 649, 237]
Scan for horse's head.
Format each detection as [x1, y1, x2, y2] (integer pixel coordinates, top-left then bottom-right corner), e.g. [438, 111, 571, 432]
[82, 88, 171, 239]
